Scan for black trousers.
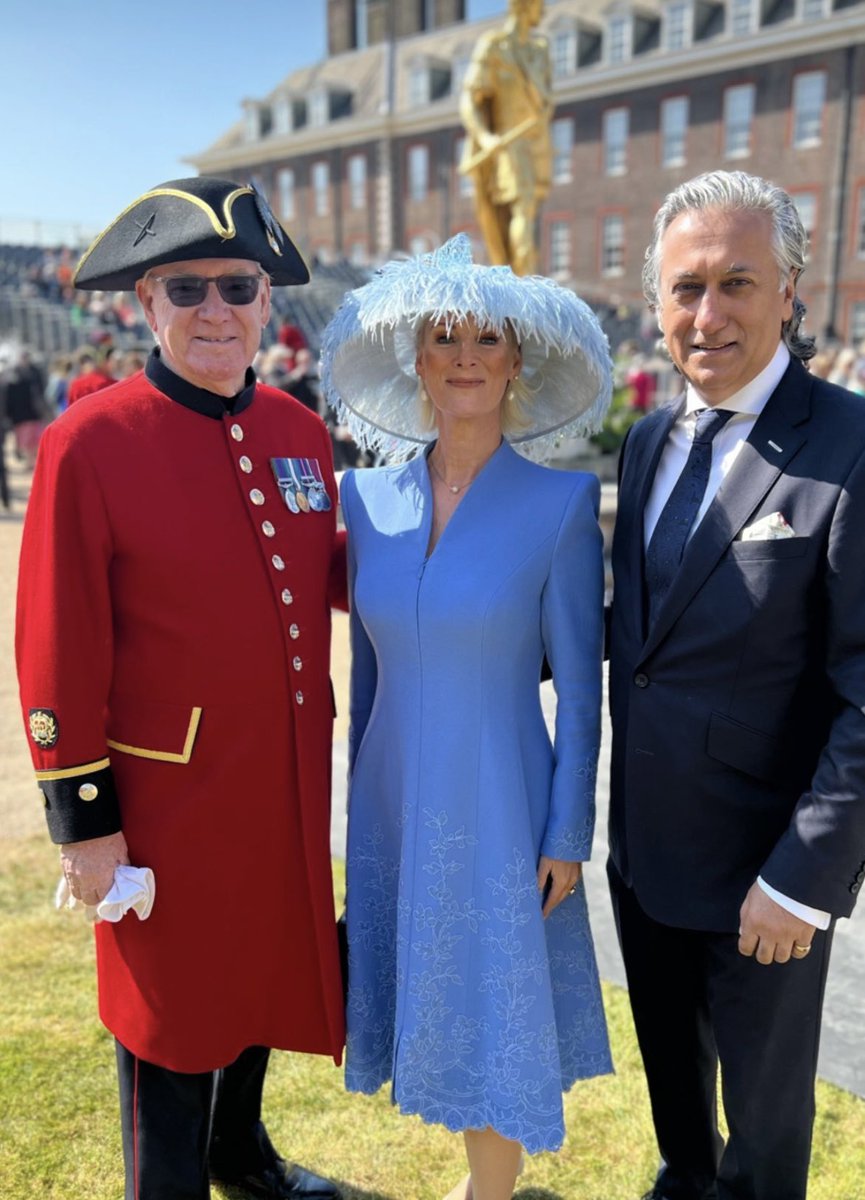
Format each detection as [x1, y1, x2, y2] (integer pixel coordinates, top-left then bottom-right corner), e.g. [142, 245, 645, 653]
[609, 864, 834, 1200]
[116, 1041, 271, 1200]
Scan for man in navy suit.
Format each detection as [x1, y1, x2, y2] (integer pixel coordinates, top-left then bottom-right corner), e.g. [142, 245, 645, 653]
[607, 170, 865, 1200]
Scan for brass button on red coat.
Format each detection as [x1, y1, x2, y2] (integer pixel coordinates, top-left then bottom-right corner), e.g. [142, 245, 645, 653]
[292, 656, 303, 671]
[262, 520, 276, 538]
[272, 555, 285, 571]
[230, 424, 244, 442]
[295, 691, 304, 705]
[281, 589, 293, 605]
[78, 782, 99, 801]
[289, 624, 300, 639]
[239, 456, 253, 473]
[250, 489, 265, 506]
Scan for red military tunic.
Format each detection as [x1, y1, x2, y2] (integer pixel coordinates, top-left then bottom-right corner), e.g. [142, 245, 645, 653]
[16, 353, 346, 1072]
[67, 367, 116, 405]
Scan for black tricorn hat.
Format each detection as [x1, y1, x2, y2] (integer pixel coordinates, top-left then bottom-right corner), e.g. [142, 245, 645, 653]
[73, 176, 309, 291]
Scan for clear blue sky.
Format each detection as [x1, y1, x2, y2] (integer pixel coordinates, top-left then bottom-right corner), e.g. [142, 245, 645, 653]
[2, 0, 506, 243]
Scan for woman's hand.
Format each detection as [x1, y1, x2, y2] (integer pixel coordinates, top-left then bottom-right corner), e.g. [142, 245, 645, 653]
[537, 856, 582, 918]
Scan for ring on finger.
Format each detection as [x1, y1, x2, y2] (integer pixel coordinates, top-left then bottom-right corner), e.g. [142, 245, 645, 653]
[792, 942, 812, 957]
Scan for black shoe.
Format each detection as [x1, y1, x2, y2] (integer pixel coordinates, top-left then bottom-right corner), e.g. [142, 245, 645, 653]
[210, 1156, 341, 1199]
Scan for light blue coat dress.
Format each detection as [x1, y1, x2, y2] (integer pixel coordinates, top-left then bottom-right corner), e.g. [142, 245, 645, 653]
[341, 441, 612, 1153]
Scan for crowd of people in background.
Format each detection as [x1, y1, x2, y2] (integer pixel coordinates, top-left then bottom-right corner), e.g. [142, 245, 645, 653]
[2, 243, 864, 517]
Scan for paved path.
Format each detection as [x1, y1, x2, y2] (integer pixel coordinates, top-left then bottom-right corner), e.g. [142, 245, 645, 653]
[3, 448, 863, 1098]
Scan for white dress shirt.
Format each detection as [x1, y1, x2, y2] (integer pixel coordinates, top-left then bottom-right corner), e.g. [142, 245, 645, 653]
[643, 342, 830, 931]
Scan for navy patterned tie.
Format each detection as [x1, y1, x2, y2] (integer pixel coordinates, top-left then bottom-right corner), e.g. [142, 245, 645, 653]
[645, 407, 734, 622]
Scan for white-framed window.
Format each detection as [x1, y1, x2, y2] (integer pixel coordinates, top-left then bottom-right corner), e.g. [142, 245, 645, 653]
[851, 300, 865, 343]
[603, 107, 629, 175]
[665, 0, 691, 49]
[801, 0, 826, 18]
[549, 220, 572, 274]
[792, 71, 826, 148]
[347, 154, 366, 211]
[409, 64, 428, 107]
[355, 0, 369, 49]
[310, 89, 329, 128]
[552, 29, 577, 78]
[661, 96, 688, 167]
[552, 118, 573, 184]
[452, 52, 472, 93]
[455, 137, 473, 198]
[277, 169, 295, 220]
[312, 162, 330, 216]
[730, 0, 754, 35]
[408, 144, 429, 202]
[792, 191, 816, 243]
[608, 14, 630, 63]
[723, 83, 754, 158]
[273, 96, 292, 136]
[602, 214, 625, 275]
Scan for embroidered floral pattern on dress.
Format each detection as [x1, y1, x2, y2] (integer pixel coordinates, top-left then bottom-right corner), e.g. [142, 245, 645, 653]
[348, 812, 612, 1152]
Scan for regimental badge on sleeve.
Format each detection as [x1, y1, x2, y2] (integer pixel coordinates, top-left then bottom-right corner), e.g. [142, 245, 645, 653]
[29, 708, 59, 749]
[271, 458, 333, 515]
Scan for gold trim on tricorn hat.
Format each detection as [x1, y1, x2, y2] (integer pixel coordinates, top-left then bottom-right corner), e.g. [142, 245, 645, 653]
[74, 176, 309, 291]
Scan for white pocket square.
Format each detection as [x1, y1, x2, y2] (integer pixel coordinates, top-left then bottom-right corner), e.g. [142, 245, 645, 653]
[741, 512, 796, 541]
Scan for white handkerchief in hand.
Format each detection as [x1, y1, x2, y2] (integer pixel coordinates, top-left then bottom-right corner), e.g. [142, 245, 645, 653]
[741, 511, 796, 541]
[55, 865, 156, 923]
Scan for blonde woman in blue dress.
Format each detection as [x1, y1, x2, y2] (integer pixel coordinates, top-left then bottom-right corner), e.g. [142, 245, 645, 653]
[321, 236, 614, 1200]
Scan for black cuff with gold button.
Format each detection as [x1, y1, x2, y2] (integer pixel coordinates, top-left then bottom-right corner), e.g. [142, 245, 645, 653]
[37, 764, 122, 845]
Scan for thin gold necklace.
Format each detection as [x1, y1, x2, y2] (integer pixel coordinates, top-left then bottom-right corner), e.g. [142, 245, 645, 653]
[428, 453, 477, 494]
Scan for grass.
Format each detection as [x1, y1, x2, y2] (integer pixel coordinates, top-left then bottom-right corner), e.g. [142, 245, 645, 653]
[2, 836, 864, 1200]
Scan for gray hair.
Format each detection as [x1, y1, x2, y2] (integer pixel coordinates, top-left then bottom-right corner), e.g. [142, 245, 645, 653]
[642, 170, 816, 362]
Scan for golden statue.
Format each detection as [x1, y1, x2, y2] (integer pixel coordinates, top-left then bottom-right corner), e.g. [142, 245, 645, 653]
[459, 0, 552, 276]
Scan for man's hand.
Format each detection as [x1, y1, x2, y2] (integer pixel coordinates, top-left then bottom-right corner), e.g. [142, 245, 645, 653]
[61, 832, 129, 906]
[738, 881, 815, 965]
[537, 856, 582, 919]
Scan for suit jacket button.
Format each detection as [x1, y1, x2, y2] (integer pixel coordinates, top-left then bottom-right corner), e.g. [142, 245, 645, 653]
[634, 672, 650, 688]
[851, 882, 861, 895]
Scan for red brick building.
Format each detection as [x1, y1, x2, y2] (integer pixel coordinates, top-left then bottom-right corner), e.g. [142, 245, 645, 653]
[187, 0, 865, 343]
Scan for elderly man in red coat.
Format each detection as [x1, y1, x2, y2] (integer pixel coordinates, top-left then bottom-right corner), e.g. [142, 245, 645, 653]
[16, 178, 346, 1200]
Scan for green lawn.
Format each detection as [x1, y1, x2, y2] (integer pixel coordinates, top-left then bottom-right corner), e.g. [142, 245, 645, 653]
[2, 836, 864, 1200]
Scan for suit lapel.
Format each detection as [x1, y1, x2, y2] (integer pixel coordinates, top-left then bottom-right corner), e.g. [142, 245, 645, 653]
[615, 401, 681, 640]
[642, 362, 812, 658]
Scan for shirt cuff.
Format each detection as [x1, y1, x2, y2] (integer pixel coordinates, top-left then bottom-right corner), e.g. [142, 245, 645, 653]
[757, 876, 832, 931]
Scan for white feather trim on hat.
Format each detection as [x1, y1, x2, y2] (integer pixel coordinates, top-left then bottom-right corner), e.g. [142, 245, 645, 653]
[320, 234, 613, 462]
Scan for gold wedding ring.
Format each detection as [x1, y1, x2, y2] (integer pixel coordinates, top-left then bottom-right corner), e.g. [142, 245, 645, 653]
[792, 942, 812, 958]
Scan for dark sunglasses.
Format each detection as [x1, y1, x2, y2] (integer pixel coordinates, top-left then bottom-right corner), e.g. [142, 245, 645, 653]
[150, 272, 265, 307]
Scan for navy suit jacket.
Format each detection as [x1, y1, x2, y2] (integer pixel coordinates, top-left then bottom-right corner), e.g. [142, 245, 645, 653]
[608, 358, 865, 931]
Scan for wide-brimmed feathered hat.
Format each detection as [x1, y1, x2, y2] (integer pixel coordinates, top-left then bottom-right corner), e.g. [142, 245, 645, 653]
[73, 176, 308, 291]
[320, 234, 612, 461]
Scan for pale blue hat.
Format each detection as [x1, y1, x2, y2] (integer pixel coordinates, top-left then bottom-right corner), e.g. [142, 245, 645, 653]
[320, 234, 613, 461]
